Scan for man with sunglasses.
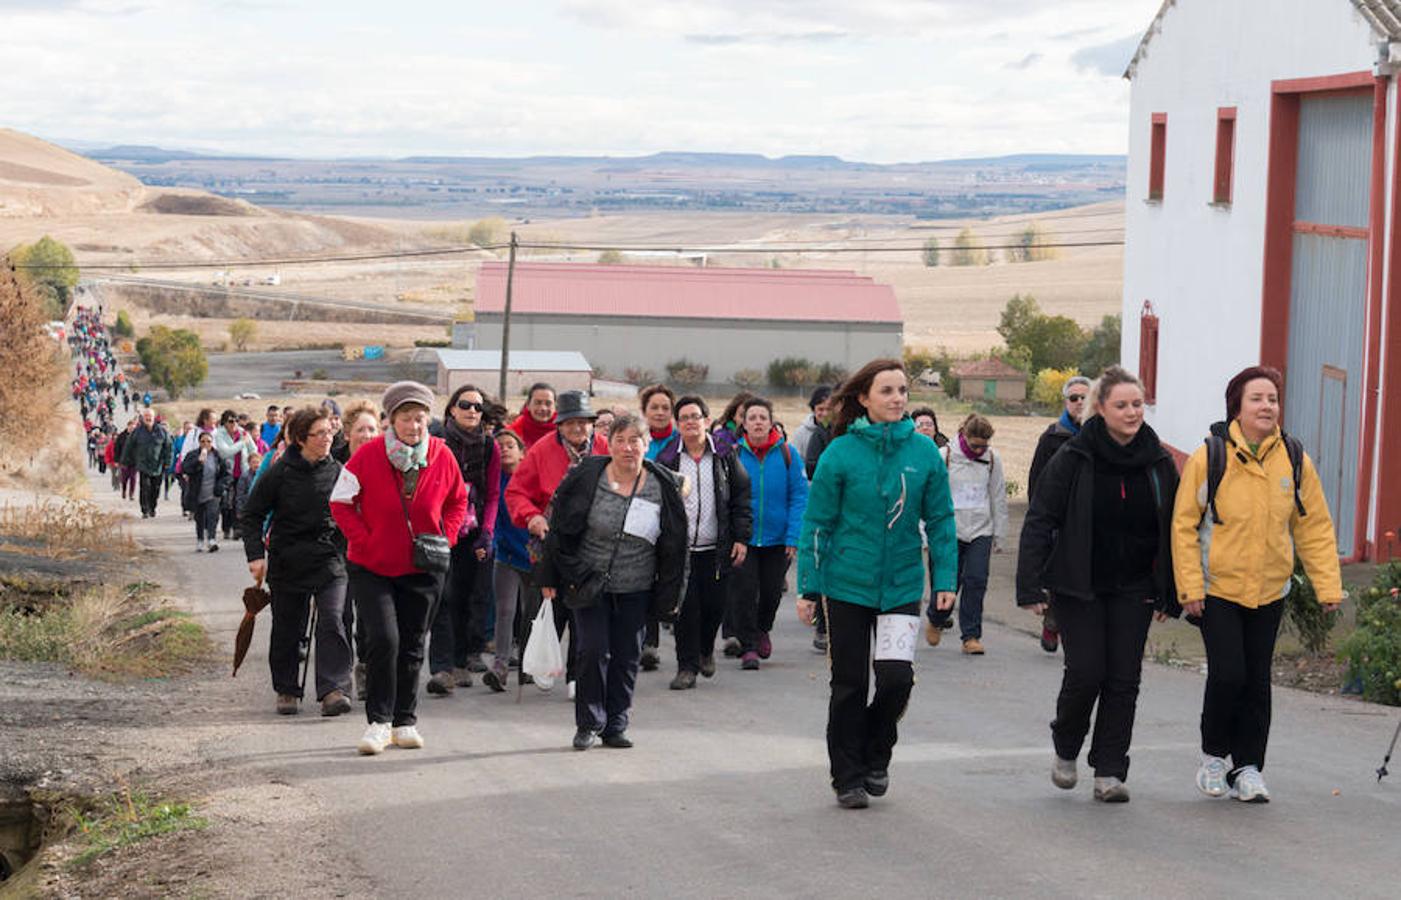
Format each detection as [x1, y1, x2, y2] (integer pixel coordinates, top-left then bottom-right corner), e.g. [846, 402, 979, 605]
[1026, 375, 1091, 653]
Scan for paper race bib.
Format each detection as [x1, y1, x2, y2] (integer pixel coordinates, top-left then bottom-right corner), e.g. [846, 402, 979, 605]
[623, 497, 662, 545]
[874, 614, 919, 663]
[952, 479, 988, 510]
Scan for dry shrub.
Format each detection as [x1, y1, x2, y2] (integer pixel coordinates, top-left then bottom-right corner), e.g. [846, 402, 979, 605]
[0, 498, 133, 558]
[0, 261, 67, 466]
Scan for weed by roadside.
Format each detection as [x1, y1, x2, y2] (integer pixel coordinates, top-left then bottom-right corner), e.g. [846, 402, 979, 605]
[0, 498, 134, 558]
[67, 782, 207, 868]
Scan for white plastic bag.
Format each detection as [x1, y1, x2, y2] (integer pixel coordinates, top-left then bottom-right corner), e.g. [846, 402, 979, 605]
[521, 597, 565, 691]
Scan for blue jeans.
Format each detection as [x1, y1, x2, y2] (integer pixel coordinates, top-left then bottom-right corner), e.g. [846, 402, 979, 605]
[573, 590, 650, 735]
[928, 535, 992, 641]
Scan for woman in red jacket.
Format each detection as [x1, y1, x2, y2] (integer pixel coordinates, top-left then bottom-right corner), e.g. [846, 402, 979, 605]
[331, 381, 468, 756]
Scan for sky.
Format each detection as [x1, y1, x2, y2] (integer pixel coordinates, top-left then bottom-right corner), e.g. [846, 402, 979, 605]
[0, 0, 1164, 163]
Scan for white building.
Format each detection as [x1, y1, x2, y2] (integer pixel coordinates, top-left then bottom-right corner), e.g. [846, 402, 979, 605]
[1120, 0, 1401, 561]
[434, 349, 593, 399]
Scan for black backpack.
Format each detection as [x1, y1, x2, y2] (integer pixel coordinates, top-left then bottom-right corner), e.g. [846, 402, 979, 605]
[1199, 420, 1306, 526]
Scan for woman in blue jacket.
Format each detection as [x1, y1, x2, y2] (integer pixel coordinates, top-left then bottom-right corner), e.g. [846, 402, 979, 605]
[797, 359, 957, 809]
[733, 396, 808, 670]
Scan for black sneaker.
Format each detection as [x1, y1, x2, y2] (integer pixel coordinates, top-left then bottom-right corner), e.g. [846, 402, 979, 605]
[640, 646, 660, 671]
[482, 666, 507, 693]
[864, 770, 889, 797]
[669, 670, 697, 690]
[722, 637, 742, 658]
[572, 729, 596, 751]
[812, 634, 828, 653]
[699, 655, 716, 678]
[836, 787, 869, 809]
[601, 732, 633, 749]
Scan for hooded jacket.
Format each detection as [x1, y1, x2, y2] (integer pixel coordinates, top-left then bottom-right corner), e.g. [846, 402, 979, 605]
[1170, 420, 1342, 607]
[1016, 417, 1181, 615]
[798, 416, 957, 610]
[120, 422, 172, 476]
[656, 433, 753, 577]
[507, 410, 557, 449]
[736, 428, 808, 548]
[240, 444, 347, 592]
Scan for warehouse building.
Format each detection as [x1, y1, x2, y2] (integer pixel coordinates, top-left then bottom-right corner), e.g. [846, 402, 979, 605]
[469, 262, 903, 389]
[434, 349, 592, 397]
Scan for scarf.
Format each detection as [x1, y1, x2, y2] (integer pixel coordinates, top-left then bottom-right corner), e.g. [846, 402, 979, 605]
[650, 423, 675, 442]
[1058, 409, 1081, 434]
[385, 431, 429, 473]
[445, 416, 489, 503]
[958, 431, 987, 460]
[508, 410, 557, 449]
[1082, 415, 1163, 470]
[744, 426, 782, 458]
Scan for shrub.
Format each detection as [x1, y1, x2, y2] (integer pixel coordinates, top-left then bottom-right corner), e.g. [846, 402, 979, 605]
[598, 249, 625, 265]
[767, 356, 817, 391]
[134, 326, 206, 399]
[731, 368, 763, 389]
[1032, 367, 1081, 410]
[665, 358, 709, 388]
[951, 227, 989, 267]
[816, 362, 848, 385]
[1080, 313, 1121, 377]
[623, 366, 656, 386]
[1339, 562, 1401, 705]
[921, 236, 939, 267]
[413, 338, 451, 348]
[1284, 560, 1341, 656]
[311, 368, 329, 380]
[228, 317, 257, 351]
[468, 217, 508, 248]
[113, 309, 135, 337]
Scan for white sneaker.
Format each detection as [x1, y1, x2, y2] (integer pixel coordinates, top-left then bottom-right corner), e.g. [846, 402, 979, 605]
[1093, 776, 1130, 803]
[357, 722, 391, 755]
[1196, 755, 1229, 798]
[1231, 765, 1271, 803]
[392, 725, 425, 749]
[567, 680, 577, 700]
[196, 539, 206, 552]
[1052, 755, 1077, 790]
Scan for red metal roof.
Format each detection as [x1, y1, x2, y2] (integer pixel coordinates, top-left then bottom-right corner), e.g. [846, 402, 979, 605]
[951, 358, 1026, 379]
[474, 262, 902, 324]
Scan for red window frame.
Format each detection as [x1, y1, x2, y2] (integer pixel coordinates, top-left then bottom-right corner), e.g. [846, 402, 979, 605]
[1213, 107, 1237, 204]
[1149, 113, 1167, 201]
[1139, 301, 1159, 404]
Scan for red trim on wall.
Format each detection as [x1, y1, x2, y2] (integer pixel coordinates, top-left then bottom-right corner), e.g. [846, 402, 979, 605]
[1214, 107, 1237, 204]
[1260, 93, 1299, 371]
[1382, 81, 1401, 562]
[1161, 440, 1188, 472]
[1293, 221, 1369, 239]
[1272, 71, 1376, 94]
[1149, 114, 1167, 201]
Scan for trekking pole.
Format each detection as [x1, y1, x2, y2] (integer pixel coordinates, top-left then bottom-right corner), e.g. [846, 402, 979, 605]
[299, 598, 318, 697]
[1379, 716, 1401, 782]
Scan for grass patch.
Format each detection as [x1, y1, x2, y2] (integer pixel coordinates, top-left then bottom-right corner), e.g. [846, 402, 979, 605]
[0, 498, 134, 558]
[68, 785, 208, 868]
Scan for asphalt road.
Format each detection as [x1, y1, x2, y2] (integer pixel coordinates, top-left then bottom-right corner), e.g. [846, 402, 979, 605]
[197, 349, 436, 399]
[92, 472, 1401, 899]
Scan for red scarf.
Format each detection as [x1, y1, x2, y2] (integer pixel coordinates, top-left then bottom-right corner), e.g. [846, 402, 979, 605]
[508, 410, 557, 449]
[745, 427, 782, 457]
[650, 423, 675, 442]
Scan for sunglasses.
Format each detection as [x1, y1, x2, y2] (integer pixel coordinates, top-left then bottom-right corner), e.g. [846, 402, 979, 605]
[456, 400, 485, 412]
[1067, 394, 1086, 403]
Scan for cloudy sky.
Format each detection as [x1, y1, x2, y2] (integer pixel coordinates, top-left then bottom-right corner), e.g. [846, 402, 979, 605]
[1, 0, 1163, 162]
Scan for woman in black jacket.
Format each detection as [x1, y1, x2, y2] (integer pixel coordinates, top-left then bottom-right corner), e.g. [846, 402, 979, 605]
[181, 430, 232, 552]
[538, 413, 688, 750]
[240, 406, 352, 718]
[1015, 366, 1180, 804]
[656, 395, 752, 690]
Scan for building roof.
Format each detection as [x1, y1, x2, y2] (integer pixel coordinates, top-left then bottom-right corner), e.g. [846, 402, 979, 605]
[435, 349, 592, 372]
[951, 358, 1026, 380]
[1125, 1, 1401, 79]
[473, 262, 902, 325]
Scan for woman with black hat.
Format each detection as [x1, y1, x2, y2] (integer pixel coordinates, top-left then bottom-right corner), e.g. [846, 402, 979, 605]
[330, 381, 468, 755]
[1171, 366, 1342, 803]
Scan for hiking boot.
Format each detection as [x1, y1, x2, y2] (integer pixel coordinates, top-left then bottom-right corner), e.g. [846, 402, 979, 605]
[601, 731, 633, 749]
[1196, 755, 1229, 798]
[640, 645, 661, 671]
[924, 620, 942, 647]
[699, 655, 716, 678]
[207, 541, 219, 553]
[1093, 777, 1130, 803]
[962, 637, 985, 655]
[452, 666, 474, 688]
[670, 670, 697, 690]
[1231, 766, 1270, 803]
[358, 722, 391, 755]
[573, 728, 596, 751]
[722, 637, 742, 658]
[483, 663, 508, 693]
[426, 671, 455, 695]
[812, 634, 828, 654]
[836, 787, 869, 809]
[741, 651, 760, 671]
[354, 662, 367, 701]
[864, 770, 889, 797]
[392, 725, 425, 749]
[320, 690, 351, 717]
[1052, 756, 1077, 790]
[275, 694, 299, 715]
[1040, 626, 1060, 653]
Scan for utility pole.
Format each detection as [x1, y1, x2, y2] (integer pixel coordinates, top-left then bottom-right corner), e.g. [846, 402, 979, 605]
[498, 231, 518, 402]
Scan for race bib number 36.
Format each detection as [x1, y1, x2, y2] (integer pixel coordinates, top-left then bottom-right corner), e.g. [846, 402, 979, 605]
[874, 614, 920, 663]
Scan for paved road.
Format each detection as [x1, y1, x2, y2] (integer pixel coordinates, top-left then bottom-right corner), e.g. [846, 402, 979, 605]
[198, 349, 436, 399]
[92, 472, 1401, 899]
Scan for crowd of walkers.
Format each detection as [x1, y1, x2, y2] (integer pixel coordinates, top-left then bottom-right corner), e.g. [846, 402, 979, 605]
[66, 305, 1345, 809]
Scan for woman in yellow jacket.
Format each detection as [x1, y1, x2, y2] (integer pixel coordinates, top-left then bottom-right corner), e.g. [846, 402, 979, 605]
[1171, 366, 1342, 803]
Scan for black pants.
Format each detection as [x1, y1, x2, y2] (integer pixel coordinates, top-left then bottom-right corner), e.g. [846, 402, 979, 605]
[350, 564, 444, 726]
[138, 471, 162, 516]
[573, 590, 650, 735]
[521, 574, 577, 683]
[221, 492, 240, 538]
[193, 499, 220, 542]
[268, 576, 351, 701]
[674, 550, 728, 673]
[1050, 591, 1154, 780]
[1200, 596, 1284, 777]
[428, 541, 492, 674]
[825, 597, 919, 792]
[732, 545, 790, 652]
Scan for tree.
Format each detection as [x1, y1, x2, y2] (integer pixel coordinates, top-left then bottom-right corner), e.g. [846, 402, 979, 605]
[997, 294, 1086, 373]
[997, 294, 1043, 348]
[1079, 313, 1121, 377]
[113, 309, 135, 337]
[1007, 223, 1059, 263]
[467, 217, 507, 248]
[951, 227, 989, 267]
[11, 236, 78, 319]
[921, 236, 940, 267]
[135, 326, 207, 399]
[597, 249, 625, 265]
[228, 317, 257, 352]
[0, 262, 65, 462]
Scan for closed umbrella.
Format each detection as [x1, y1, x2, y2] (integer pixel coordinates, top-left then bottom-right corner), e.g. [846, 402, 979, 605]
[233, 577, 271, 677]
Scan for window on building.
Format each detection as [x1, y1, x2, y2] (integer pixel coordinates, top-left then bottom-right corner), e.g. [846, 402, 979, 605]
[1139, 301, 1159, 404]
[1149, 113, 1167, 201]
[1213, 107, 1237, 205]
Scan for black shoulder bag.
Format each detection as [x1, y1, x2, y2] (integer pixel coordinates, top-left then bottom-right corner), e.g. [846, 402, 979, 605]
[564, 470, 641, 610]
[398, 470, 452, 574]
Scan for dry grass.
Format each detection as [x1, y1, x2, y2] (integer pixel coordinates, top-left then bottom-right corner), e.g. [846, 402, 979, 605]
[0, 497, 134, 558]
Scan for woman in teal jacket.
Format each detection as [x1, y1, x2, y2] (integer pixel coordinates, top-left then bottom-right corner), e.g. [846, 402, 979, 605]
[797, 359, 957, 809]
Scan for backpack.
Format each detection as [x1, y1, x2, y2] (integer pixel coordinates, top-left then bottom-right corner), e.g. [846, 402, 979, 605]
[1199, 420, 1305, 526]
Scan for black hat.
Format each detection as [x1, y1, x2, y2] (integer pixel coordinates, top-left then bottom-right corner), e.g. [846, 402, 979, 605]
[555, 390, 597, 423]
